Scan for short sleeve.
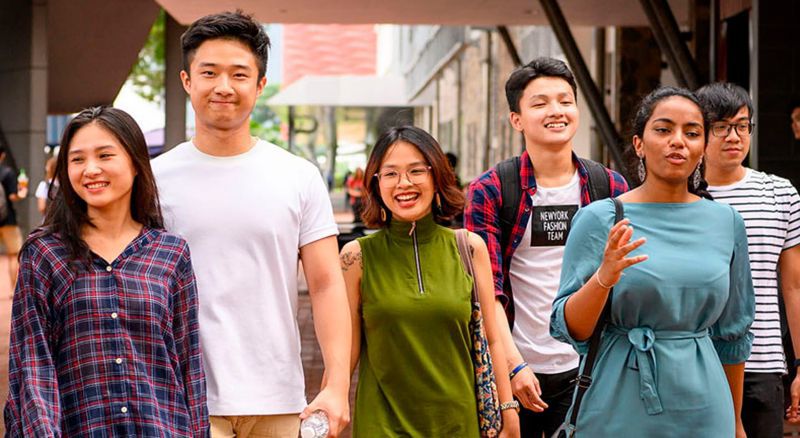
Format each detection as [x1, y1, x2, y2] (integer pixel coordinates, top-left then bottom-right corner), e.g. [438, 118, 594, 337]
[550, 201, 612, 355]
[710, 208, 755, 364]
[298, 166, 338, 248]
[35, 181, 48, 200]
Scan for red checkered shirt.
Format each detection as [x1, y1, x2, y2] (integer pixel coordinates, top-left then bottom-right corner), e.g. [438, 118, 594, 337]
[465, 151, 629, 326]
[4, 228, 209, 437]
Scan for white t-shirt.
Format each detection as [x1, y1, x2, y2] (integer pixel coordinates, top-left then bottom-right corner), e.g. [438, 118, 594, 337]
[708, 168, 800, 373]
[509, 171, 581, 374]
[35, 181, 49, 200]
[151, 140, 338, 415]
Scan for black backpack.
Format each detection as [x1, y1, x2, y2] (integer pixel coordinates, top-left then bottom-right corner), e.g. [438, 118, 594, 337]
[495, 156, 612, 272]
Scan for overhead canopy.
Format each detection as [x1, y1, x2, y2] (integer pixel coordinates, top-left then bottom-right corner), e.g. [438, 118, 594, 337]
[267, 75, 420, 107]
[157, 0, 689, 26]
[48, 0, 159, 114]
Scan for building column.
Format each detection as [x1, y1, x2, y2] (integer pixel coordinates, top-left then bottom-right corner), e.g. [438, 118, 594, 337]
[164, 13, 187, 152]
[0, 0, 48, 232]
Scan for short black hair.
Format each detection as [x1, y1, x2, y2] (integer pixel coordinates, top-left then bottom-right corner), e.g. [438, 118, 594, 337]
[505, 57, 578, 113]
[181, 10, 271, 81]
[695, 82, 753, 122]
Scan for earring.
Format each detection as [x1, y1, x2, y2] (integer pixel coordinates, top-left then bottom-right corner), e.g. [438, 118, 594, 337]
[637, 156, 646, 182]
[380, 207, 387, 222]
[692, 159, 703, 189]
[435, 192, 442, 211]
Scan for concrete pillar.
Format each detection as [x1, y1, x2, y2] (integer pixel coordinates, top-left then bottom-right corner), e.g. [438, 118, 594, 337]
[164, 13, 187, 152]
[0, 0, 48, 233]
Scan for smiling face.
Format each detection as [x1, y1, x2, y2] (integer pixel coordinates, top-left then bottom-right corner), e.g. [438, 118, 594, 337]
[67, 123, 137, 216]
[509, 76, 579, 150]
[705, 106, 751, 174]
[377, 141, 435, 223]
[633, 96, 706, 187]
[181, 38, 266, 132]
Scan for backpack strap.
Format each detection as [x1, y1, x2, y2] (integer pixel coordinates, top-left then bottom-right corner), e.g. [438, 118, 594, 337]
[578, 157, 611, 202]
[496, 156, 521, 252]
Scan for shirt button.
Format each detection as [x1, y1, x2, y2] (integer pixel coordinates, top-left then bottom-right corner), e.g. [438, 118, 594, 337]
[115, 358, 123, 364]
[120, 406, 128, 413]
[106, 265, 113, 272]
[111, 312, 118, 319]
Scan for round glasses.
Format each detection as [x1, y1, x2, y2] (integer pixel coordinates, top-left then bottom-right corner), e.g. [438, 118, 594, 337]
[374, 166, 431, 187]
[710, 122, 754, 138]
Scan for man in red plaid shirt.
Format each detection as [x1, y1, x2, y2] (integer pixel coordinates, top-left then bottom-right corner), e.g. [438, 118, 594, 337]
[465, 57, 628, 437]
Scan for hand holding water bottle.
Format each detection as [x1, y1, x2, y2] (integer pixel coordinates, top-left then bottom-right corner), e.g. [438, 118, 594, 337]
[300, 410, 329, 438]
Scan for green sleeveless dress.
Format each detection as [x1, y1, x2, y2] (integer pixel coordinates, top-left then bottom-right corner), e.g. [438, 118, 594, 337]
[353, 214, 480, 437]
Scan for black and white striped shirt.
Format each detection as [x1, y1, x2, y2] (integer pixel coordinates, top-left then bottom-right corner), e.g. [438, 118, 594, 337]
[708, 168, 800, 373]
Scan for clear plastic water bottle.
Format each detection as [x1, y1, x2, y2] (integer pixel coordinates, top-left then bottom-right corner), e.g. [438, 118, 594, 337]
[300, 410, 329, 438]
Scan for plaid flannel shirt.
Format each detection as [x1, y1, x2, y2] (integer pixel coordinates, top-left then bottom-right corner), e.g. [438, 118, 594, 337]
[465, 151, 629, 326]
[4, 228, 209, 437]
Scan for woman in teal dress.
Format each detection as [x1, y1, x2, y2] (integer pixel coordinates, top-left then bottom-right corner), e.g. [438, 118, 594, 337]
[339, 126, 520, 437]
[550, 87, 755, 437]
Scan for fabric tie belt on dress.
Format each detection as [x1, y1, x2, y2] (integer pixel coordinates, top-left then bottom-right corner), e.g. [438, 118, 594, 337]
[606, 326, 708, 415]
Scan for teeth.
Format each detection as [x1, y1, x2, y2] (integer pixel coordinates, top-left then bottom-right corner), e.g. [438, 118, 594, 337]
[86, 182, 108, 189]
[546, 123, 567, 128]
[396, 194, 417, 201]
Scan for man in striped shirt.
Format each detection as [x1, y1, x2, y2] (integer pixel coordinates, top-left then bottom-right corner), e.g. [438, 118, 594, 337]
[699, 82, 800, 437]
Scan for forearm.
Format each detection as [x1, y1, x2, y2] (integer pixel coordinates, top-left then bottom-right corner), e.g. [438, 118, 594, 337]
[495, 300, 524, 369]
[783, 286, 800, 370]
[723, 362, 745, 425]
[309, 283, 352, 391]
[563, 273, 611, 341]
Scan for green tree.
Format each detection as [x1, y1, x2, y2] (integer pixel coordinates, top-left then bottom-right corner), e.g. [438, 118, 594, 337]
[130, 11, 165, 104]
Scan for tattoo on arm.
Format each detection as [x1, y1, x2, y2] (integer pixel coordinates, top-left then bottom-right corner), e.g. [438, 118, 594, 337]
[340, 251, 363, 272]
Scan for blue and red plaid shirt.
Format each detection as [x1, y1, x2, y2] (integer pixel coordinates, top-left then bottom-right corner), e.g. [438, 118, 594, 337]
[465, 151, 628, 326]
[4, 228, 209, 437]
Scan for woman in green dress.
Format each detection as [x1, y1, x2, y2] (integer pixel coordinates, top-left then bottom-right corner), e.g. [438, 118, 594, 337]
[550, 86, 755, 437]
[339, 126, 520, 437]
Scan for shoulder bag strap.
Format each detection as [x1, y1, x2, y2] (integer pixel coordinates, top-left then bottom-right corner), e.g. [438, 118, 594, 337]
[578, 158, 611, 202]
[566, 197, 623, 429]
[455, 229, 478, 303]
[496, 156, 522, 252]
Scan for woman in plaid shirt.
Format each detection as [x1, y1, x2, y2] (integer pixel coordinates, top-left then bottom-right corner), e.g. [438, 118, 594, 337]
[4, 106, 209, 437]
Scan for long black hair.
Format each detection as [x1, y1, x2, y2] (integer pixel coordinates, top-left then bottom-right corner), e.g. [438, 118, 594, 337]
[32, 106, 163, 265]
[630, 86, 712, 199]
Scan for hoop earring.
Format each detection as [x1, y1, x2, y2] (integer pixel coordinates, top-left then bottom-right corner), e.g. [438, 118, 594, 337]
[435, 192, 442, 211]
[637, 156, 647, 182]
[692, 159, 703, 189]
[380, 207, 387, 222]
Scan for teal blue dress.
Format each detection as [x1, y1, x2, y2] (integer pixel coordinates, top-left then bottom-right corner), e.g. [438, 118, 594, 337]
[550, 199, 755, 437]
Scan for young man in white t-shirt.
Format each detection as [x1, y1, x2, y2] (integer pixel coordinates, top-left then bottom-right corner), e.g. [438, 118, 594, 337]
[698, 82, 800, 437]
[466, 57, 628, 437]
[151, 11, 351, 438]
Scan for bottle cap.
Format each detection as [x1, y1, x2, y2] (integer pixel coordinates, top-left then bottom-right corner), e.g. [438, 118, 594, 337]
[300, 426, 317, 438]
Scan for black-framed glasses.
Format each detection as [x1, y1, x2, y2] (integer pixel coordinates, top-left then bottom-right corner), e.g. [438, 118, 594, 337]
[374, 166, 431, 187]
[710, 122, 754, 138]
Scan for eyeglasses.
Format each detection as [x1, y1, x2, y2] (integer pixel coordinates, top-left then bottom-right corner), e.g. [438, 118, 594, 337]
[374, 166, 431, 187]
[710, 122, 754, 138]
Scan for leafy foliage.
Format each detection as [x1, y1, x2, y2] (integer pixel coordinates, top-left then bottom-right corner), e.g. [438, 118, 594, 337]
[130, 11, 165, 104]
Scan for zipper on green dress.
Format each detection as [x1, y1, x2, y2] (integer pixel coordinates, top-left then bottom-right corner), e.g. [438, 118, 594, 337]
[409, 221, 425, 294]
